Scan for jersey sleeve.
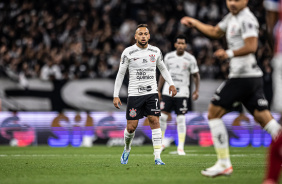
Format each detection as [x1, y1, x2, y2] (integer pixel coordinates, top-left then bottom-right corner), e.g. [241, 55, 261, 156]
[189, 56, 199, 74]
[218, 13, 232, 32]
[240, 17, 259, 39]
[113, 50, 129, 97]
[156, 50, 174, 86]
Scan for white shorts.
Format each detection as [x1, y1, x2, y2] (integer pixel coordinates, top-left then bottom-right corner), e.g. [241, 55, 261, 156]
[272, 54, 282, 112]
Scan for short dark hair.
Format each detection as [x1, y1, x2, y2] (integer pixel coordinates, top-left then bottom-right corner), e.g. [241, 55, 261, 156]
[174, 34, 188, 43]
[136, 24, 149, 30]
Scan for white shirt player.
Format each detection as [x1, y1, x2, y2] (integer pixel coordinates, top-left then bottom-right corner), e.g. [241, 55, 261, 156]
[162, 51, 199, 98]
[218, 7, 263, 78]
[114, 44, 174, 97]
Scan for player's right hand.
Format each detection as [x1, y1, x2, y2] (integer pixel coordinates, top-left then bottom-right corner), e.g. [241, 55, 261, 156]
[180, 17, 197, 28]
[113, 97, 122, 109]
[169, 85, 177, 97]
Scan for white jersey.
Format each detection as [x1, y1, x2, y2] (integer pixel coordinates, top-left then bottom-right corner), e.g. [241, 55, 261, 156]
[218, 7, 263, 78]
[113, 44, 174, 97]
[162, 51, 199, 98]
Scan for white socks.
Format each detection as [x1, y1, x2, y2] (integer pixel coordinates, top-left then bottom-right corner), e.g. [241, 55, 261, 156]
[152, 128, 162, 159]
[264, 119, 282, 139]
[208, 118, 231, 167]
[124, 128, 135, 152]
[160, 113, 168, 140]
[177, 115, 186, 150]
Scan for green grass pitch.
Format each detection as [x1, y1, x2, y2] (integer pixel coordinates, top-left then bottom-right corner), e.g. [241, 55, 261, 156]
[0, 145, 268, 184]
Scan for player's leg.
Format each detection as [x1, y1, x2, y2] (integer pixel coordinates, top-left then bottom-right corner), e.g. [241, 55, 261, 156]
[121, 96, 144, 164]
[201, 79, 239, 177]
[145, 94, 164, 165]
[159, 111, 169, 151]
[263, 133, 282, 184]
[121, 120, 138, 164]
[148, 115, 165, 165]
[201, 103, 233, 177]
[159, 95, 173, 152]
[175, 97, 189, 155]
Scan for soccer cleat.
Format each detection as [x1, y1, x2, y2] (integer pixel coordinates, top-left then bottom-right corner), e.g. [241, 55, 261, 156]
[201, 161, 233, 177]
[120, 150, 130, 164]
[155, 158, 165, 165]
[177, 148, 186, 156]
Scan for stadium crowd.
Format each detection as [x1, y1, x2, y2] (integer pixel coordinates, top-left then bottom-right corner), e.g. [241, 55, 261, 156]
[0, 0, 273, 92]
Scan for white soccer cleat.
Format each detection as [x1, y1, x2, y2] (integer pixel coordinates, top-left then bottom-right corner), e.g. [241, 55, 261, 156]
[201, 161, 233, 177]
[177, 148, 186, 155]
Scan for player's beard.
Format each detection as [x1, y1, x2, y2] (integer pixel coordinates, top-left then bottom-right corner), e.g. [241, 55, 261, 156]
[138, 41, 148, 47]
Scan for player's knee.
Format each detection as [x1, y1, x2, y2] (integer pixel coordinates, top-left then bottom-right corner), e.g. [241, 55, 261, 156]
[160, 113, 168, 124]
[176, 115, 185, 125]
[127, 125, 137, 133]
[148, 116, 159, 125]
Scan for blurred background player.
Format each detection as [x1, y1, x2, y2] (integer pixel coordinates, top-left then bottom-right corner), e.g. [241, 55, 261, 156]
[263, 0, 282, 183]
[113, 24, 177, 165]
[158, 35, 200, 155]
[181, 0, 282, 178]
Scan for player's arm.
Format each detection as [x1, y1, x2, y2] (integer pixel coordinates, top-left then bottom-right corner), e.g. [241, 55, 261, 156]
[157, 75, 165, 100]
[214, 37, 258, 61]
[157, 58, 177, 97]
[113, 54, 129, 109]
[181, 17, 225, 39]
[191, 72, 200, 101]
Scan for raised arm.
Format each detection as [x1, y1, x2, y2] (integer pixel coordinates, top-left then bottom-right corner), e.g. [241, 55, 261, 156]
[181, 17, 225, 39]
[113, 54, 129, 109]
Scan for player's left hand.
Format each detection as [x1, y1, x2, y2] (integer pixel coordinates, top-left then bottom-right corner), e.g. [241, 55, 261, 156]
[214, 49, 228, 61]
[169, 85, 177, 97]
[192, 91, 199, 101]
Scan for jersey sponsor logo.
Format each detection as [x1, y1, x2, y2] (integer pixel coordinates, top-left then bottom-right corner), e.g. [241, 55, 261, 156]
[149, 54, 156, 62]
[129, 49, 139, 55]
[136, 68, 154, 80]
[129, 108, 137, 117]
[258, 99, 268, 106]
[133, 58, 139, 61]
[138, 85, 152, 93]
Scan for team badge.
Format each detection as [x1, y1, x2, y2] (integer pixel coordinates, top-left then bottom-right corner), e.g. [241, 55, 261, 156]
[149, 54, 156, 62]
[129, 108, 137, 117]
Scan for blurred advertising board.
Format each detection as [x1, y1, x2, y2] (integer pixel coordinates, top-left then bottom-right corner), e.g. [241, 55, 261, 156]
[0, 111, 280, 147]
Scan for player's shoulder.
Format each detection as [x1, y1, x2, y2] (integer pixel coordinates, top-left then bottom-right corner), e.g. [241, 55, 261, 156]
[183, 51, 196, 61]
[148, 44, 161, 54]
[122, 44, 138, 55]
[237, 7, 258, 24]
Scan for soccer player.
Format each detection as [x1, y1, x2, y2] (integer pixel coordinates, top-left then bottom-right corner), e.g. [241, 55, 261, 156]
[158, 35, 200, 155]
[263, 0, 282, 183]
[113, 24, 177, 165]
[181, 0, 282, 177]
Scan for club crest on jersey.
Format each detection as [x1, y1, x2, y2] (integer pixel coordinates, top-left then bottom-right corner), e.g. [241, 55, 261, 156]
[129, 108, 137, 117]
[149, 55, 156, 62]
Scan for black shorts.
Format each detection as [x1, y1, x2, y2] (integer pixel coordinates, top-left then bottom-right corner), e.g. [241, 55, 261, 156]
[160, 95, 189, 115]
[211, 77, 269, 115]
[126, 93, 160, 120]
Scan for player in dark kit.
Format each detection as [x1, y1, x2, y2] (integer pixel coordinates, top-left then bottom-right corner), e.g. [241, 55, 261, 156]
[263, 0, 282, 183]
[181, 0, 282, 178]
